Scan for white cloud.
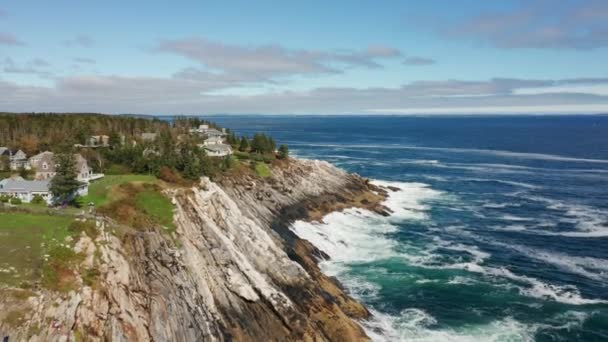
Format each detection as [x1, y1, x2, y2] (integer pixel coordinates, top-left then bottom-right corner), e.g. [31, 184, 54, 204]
[156, 38, 402, 82]
[1, 75, 607, 114]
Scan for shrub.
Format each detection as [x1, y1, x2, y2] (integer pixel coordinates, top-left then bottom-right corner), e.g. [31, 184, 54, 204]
[41, 244, 83, 292]
[105, 164, 131, 175]
[68, 220, 98, 239]
[157, 166, 182, 183]
[31, 195, 46, 205]
[0, 195, 9, 203]
[10, 197, 22, 205]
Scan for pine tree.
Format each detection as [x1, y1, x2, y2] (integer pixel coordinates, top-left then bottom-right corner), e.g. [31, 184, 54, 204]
[50, 153, 82, 205]
[239, 136, 250, 152]
[108, 131, 122, 147]
[278, 144, 289, 159]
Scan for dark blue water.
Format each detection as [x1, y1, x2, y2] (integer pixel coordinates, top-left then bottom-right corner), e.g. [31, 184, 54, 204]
[180, 115, 608, 341]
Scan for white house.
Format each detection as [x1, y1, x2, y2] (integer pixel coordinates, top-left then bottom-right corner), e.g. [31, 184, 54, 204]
[0, 177, 53, 204]
[203, 136, 224, 146]
[204, 144, 233, 157]
[190, 124, 226, 137]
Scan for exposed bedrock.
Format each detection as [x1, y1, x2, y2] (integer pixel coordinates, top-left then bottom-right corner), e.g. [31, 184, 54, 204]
[1, 159, 389, 341]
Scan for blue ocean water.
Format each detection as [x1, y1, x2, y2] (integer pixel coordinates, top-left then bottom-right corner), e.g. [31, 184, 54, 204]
[195, 115, 608, 341]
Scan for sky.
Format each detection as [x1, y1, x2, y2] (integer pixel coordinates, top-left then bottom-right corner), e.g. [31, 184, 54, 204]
[1, 0, 608, 115]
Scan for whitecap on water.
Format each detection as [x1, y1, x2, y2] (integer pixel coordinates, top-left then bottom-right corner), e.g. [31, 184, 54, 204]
[362, 308, 539, 342]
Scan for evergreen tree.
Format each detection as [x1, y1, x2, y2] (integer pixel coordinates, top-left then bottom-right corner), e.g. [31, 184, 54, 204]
[50, 153, 82, 205]
[239, 136, 250, 152]
[0, 155, 8, 171]
[278, 144, 289, 159]
[108, 131, 122, 147]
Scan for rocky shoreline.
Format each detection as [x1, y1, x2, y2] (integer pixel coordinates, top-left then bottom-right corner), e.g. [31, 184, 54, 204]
[0, 159, 393, 341]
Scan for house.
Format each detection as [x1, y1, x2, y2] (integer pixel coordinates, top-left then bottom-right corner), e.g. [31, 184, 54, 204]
[0, 177, 53, 204]
[203, 136, 224, 146]
[0, 148, 28, 170]
[141, 133, 157, 142]
[190, 125, 226, 137]
[189, 124, 209, 134]
[204, 144, 233, 157]
[87, 135, 110, 147]
[205, 129, 225, 138]
[29, 151, 56, 179]
[29, 152, 96, 182]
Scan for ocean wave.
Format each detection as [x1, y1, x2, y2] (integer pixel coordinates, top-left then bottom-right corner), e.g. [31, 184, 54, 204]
[290, 177, 606, 342]
[288, 142, 608, 164]
[461, 178, 540, 189]
[289, 180, 440, 272]
[528, 196, 608, 237]
[475, 239, 608, 282]
[362, 308, 538, 342]
[482, 201, 522, 209]
[362, 308, 595, 342]
[482, 267, 608, 305]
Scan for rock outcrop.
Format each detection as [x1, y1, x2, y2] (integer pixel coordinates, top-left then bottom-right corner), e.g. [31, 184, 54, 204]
[0, 159, 387, 341]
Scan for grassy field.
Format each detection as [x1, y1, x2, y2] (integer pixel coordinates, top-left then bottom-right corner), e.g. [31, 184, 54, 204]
[254, 162, 272, 178]
[82, 174, 157, 207]
[0, 212, 74, 286]
[136, 190, 175, 232]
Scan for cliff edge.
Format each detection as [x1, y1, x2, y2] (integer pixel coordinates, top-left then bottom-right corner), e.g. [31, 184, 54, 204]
[0, 159, 389, 341]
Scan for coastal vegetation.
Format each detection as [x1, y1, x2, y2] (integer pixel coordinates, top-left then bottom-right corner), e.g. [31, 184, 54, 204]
[0, 112, 295, 335]
[1, 113, 289, 187]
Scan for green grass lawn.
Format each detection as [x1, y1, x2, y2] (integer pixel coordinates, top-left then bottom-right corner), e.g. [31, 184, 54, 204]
[135, 190, 175, 233]
[254, 162, 272, 178]
[0, 212, 74, 286]
[82, 174, 157, 207]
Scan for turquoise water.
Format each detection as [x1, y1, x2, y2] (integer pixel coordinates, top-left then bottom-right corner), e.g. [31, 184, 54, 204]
[176, 115, 608, 341]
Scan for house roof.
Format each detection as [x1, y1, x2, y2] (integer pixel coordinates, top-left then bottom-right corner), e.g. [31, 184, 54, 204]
[0, 178, 50, 193]
[29, 152, 89, 172]
[204, 144, 232, 153]
[204, 136, 224, 142]
[0, 148, 24, 158]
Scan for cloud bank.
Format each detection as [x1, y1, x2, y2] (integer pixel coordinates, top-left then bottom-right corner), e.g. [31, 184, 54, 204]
[1, 74, 607, 114]
[443, 0, 608, 49]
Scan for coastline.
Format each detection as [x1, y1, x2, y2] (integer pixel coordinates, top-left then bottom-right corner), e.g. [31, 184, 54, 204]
[0, 158, 390, 341]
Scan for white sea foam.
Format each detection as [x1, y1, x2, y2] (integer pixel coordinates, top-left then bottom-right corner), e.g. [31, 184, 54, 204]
[478, 239, 608, 282]
[528, 196, 608, 237]
[362, 308, 538, 342]
[499, 214, 533, 222]
[482, 202, 519, 209]
[289, 143, 608, 164]
[289, 177, 606, 341]
[462, 178, 540, 189]
[290, 180, 440, 273]
[481, 267, 608, 305]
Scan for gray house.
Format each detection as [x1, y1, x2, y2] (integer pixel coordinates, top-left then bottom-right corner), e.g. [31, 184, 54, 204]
[0, 148, 28, 170]
[0, 177, 52, 204]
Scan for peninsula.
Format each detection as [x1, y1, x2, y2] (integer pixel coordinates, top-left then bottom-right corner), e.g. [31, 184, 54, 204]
[0, 113, 396, 341]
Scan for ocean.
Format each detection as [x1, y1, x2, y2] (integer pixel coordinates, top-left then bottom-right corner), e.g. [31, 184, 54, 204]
[190, 115, 608, 341]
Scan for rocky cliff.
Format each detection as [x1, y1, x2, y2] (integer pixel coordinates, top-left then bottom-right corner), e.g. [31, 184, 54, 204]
[0, 159, 389, 341]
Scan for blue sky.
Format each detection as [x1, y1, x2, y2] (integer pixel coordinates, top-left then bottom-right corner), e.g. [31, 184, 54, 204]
[1, 0, 608, 114]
